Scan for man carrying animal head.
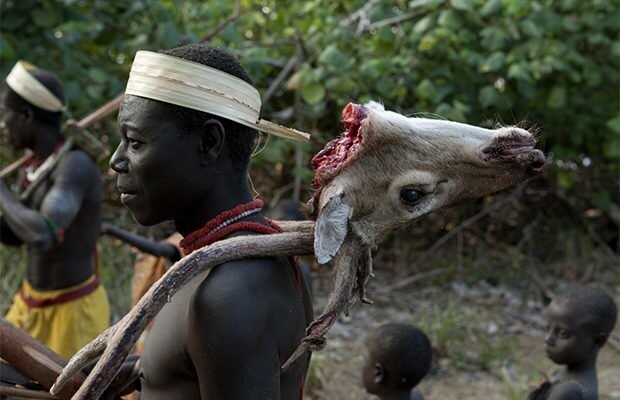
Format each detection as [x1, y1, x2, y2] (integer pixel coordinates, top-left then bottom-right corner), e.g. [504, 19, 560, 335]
[0, 61, 109, 359]
[109, 43, 313, 399]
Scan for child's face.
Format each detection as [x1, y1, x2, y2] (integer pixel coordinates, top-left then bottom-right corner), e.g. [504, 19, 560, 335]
[361, 346, 380, 394]
[544, 299, 595, 365]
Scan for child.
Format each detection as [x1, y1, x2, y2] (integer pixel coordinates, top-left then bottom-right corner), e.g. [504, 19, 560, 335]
[529, 285, 618, 400]
[362, 323, 432, 400]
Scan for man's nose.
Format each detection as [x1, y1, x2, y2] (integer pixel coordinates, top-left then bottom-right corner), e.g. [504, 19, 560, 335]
[109, 145, 129, 174]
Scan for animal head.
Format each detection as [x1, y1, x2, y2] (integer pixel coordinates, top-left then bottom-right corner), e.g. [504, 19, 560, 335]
[311, 101, 545, 264]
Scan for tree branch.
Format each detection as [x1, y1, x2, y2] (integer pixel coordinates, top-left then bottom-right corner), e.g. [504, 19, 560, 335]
[200, 0, 243, 42]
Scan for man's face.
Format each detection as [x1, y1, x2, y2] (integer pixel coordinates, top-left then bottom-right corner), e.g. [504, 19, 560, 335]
[110, 95, 205, 226]
[544, 299, 595, 365]
[0, 89, 33, 150]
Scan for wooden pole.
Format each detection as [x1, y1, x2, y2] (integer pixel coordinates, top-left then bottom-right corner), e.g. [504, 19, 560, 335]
[0, 317, 86, 400]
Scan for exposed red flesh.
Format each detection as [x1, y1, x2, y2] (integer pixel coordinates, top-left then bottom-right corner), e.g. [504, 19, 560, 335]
[311, 103, 367, 189]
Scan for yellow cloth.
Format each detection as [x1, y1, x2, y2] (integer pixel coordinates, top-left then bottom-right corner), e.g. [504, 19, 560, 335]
[4, 275, 110, 359]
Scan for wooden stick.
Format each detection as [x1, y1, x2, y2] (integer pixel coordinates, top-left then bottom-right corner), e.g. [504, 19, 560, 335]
[0, 317, 86, 400]
[0, 385, 61, 399]
[0, 149, 33, 179]
[73, 93, 123, 129]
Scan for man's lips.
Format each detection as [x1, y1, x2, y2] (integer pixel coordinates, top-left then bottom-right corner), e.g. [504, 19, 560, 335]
[117, 186, 138, 204]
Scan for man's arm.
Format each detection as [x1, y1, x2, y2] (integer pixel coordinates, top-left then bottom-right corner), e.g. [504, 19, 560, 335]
[187, 259, 283, 399]
[0, 151, 94, 251]
[101, 222, 180, 262]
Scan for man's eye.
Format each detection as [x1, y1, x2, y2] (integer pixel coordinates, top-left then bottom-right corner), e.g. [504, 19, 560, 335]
[400, 188, 424, 205]
[128, 139, 141, 149]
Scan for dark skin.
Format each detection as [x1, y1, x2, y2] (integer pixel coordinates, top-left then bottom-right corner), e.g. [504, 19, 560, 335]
[362, 348, 425, 400]
[0, 90, 101, 290]
[109, 94, 313, 399]
[539, 299, 603, 400]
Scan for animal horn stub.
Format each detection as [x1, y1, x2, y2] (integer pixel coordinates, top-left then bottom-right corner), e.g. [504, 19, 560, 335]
[342, 103, 367, 135]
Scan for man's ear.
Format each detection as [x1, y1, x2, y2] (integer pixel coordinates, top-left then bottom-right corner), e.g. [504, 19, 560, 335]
[22, 106, 34, 124]
[373, 362, 385, 384]
[199, 119, 225, 166]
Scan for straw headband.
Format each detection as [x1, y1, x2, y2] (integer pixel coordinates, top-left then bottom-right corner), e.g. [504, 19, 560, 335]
[5, 61, 65, 112]
[125, 50, 310, 142]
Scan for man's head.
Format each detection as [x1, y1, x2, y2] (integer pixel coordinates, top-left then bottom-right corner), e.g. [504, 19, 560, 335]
[362, 323, 432, 395]
[544, 285, 618, 366]
[1, 65, 64, 149]
[110, 43, 258, 226]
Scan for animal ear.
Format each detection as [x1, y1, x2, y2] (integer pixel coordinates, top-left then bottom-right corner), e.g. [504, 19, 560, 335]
[314, 192, 352, 265]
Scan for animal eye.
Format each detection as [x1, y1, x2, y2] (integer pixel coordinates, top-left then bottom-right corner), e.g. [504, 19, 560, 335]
[558, 329, 570, 339]
[400, 188, 424, 205]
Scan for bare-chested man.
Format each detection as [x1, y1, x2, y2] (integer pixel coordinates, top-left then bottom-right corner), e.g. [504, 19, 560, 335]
[0, 61, 109, 359]
[109, 43, 313, 399]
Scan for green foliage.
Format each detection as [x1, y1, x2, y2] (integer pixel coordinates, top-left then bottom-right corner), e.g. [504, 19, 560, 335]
[1, 0, 618, 207]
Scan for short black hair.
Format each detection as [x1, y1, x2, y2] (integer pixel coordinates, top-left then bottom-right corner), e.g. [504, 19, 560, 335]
[3, 68, 65, 127]
[367, 323, 433, 389]
[559, 285, 618, 341]
[159, 43, 257, 180]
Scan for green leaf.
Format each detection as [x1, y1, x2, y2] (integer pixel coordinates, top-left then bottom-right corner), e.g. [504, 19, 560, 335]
[606, 114, 620, 135]
[480, 0, 502, 16]
[410, 0, 445, 9]
[507, 63, 532, 82]
[416, 79, 437, 102]
[450, 0, 474, 12]
[547, 86, 567, 109]
[301, 82, 325, 105]
[480, 52, 506, 73]
[413, 16, 435, 34]
[438, 10, 461, 29]
[318, 45, 348, 69]
[520, 19, 543, 38]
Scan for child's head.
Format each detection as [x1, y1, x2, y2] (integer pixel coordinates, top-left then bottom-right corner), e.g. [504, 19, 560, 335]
[544, 285, 617, 366]
[362, 323, 432, 396]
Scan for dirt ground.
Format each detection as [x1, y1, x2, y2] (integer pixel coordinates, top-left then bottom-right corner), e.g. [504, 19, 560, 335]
[303, 269, 620, 400]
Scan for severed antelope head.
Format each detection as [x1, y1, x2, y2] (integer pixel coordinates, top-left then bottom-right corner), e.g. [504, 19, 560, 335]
[282, 101, 545, 368]
[52, 101, 544, 398]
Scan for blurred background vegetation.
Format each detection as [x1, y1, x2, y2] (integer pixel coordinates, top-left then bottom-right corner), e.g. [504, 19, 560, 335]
[1, 1, 619, 397]
[1, 0, 619, 344]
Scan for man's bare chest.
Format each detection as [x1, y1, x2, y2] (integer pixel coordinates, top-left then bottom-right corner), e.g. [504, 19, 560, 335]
[139, 271, 208, 389]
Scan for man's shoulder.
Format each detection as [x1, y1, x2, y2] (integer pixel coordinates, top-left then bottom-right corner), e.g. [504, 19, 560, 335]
[59, 149, 97, 169]
[190, 258, 290, 323]
[54, 149, 99, 181]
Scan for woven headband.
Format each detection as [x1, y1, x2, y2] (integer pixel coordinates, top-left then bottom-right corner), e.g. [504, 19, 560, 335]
[125, 51, 310, 142]
[5, 61, 65, 112]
